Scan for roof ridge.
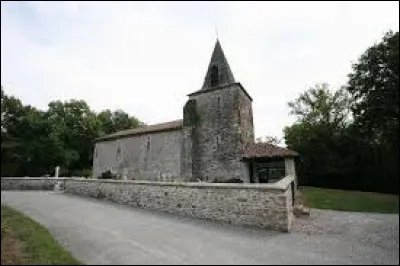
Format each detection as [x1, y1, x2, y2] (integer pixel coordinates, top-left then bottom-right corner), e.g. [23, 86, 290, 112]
[96, 119, 183, 142]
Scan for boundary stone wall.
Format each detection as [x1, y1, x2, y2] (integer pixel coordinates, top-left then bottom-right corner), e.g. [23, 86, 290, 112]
[1, 176, 295, 232]
[1, 177, 66, 190]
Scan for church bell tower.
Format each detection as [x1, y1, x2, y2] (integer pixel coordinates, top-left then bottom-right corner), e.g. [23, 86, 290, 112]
[181, 39, 254, 182]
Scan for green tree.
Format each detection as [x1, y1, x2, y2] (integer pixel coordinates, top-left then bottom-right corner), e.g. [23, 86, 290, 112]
[288, 83, 351, 128]
[44, 100, 100, 173]
[346, 30, 399, 193]
[44, 101, 144, 175]
[1, 87, 26, 175]
[284, 83, 353, 188]
[347, 31, 399, 144]
[1, 88, 51, 176]
[97, 109, 143, 136]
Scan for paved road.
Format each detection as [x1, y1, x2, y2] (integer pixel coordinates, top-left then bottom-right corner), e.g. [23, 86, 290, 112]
[1, 191, 399, 265]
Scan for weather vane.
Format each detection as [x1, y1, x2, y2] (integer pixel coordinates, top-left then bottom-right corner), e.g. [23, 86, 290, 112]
[215, 25, 219, 39]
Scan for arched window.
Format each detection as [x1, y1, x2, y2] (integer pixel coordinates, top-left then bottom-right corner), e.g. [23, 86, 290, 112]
[210, 65, 218, 87]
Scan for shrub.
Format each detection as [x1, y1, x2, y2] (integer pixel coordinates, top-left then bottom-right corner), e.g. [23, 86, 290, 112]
[99, 170, 116, 180]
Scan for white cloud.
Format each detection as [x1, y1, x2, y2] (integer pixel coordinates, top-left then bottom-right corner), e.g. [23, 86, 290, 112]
[1, 1, 399, 139]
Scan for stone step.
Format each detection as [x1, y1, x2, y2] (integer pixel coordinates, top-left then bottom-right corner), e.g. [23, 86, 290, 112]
[294, 205, 311, 217]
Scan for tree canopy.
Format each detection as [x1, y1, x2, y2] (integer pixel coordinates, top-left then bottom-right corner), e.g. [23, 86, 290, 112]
[1, 87, 144, 177]
[284, 31, 399, 194]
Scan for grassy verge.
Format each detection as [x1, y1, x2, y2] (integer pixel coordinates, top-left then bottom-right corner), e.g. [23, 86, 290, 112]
[1, 205, 81, 265]
[301, 186, 399, 213]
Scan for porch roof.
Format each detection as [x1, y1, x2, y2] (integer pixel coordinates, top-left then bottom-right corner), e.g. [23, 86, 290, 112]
[242, 142, 299, 160]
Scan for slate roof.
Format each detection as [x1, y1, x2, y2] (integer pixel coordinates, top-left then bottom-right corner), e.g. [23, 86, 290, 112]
[96, 119, 183, 142]
[201, 39, 236, 89]
[243, 142, 299, 159]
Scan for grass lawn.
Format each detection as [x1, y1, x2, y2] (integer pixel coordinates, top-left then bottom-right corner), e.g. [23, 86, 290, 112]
[1, 205, 81, 265]
[301, 186, 399, 213]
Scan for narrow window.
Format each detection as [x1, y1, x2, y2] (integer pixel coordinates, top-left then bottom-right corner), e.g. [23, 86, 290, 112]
[116, 145, 121, 161]
[146, 137, 151, 151]
[210, 65, 218, 87]
[217, 96, 221, 119]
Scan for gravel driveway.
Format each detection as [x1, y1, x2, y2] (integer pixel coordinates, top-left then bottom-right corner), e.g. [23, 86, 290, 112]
[1, 191, 398, 265]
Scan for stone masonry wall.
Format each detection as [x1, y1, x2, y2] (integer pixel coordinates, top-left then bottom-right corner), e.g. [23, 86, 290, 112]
[181, 99, 197, 181]
[63, 176, 294, 232]
[188, 84, 254, 182]
[1, 176, 295, 232]
[1, 178, 64, 190]
[237, 86, 254, 145]
[93, 129, 182, 181]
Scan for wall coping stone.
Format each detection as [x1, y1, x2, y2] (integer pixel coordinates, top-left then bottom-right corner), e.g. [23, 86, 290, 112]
[1, 177, 69, 180]
[1, 176, 294, 191]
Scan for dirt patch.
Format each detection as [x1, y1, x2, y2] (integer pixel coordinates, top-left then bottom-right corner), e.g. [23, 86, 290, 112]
[1, 220, 24, 265]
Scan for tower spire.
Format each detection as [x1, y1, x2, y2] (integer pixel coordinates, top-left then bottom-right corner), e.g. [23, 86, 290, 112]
[202, 39, 236, 89]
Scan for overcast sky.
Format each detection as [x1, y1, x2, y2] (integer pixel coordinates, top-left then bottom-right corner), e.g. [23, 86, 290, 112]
[1, 1, 399, 140]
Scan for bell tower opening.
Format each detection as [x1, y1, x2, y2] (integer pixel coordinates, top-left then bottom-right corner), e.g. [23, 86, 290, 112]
[201, 39, 235, 89]
[210, 65, 219, 87]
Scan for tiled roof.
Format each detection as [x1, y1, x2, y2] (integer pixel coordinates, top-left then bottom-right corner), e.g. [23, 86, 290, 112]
[243, 142, 299, 159]
[96, 119, 183, 142]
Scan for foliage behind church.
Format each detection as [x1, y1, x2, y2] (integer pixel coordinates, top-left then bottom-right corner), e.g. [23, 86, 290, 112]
[1, 88, 143, 177]
[285, 31, 399, 194]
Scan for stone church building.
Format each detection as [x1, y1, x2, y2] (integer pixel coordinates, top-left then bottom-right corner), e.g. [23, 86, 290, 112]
[93, 40, 299, 183]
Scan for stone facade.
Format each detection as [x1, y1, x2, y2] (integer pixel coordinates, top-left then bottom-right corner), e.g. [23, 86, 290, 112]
[93, 129, 182, 181]
[183, 83, 254, 182]
[180, 100, 197, 181]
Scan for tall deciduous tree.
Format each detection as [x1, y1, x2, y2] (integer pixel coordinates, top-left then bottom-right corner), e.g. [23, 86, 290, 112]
[346, 30, 399, 193]
[347, 31, 399, 144]
[44, 100, 100, 172]
[288, 83, 351, 128]
[284, 83, 353, 188]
